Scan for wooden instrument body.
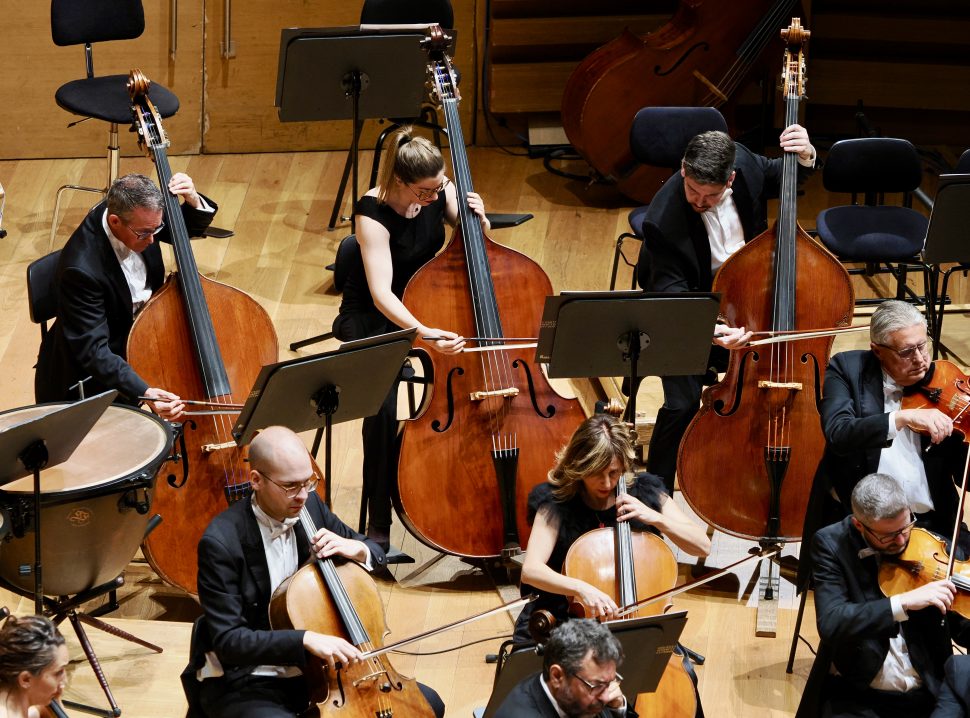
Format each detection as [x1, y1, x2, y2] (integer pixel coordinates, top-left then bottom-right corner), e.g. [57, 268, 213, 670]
[902, 360, 970, 438]
[560, 0, 779, 203]
[269, 554, 432, 716]
[398, 230, 584, 557]
[563, 525, 696, 716]
[878, 527, 970, 618]
[128, 272, 281, 593]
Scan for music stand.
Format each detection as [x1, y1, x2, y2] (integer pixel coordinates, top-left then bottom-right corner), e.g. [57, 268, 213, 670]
[275, 25, 454, 230]
[920, 173, 970, 358]
[536, 291, 721, 420]
[232, 329, 417, 557]
[475, 611, 689, 717]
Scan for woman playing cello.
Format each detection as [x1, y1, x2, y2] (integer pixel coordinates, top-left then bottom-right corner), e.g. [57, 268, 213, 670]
[331, 125, 490, 550]
[0, 615, 69, 718]
[514, 414, 711, 643]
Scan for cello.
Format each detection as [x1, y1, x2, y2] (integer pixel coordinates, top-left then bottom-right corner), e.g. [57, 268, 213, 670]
[560, 0, 797, 203]
[125, 72, 289, 594]
[562, 477, 697, 718]
[676, 21, 854, 542]
[396, 30, 585, 558]
[268, 505, 434, 717]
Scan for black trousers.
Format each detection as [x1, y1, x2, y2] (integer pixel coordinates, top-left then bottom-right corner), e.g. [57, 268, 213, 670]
[199, 673, 446, 718]
[822, 675, 934, 718]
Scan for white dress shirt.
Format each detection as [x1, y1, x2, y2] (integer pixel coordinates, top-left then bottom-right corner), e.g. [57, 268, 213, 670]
[878, 371, 934, 513]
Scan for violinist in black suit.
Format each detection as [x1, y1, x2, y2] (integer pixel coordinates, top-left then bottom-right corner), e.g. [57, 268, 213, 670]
[635, 126, 815, 492]
[188, 425, 444, 718]
[34, 173, 217, 419]
[798, 473, 970, 718]
[494, 619, 636, 718]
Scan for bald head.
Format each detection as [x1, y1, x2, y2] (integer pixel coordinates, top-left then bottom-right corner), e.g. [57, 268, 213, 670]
[248, 426, 312, 480]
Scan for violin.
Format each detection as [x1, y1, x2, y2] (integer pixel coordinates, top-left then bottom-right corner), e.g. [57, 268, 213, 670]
[902, 360, 970, 438]
[561, 477, 697, 718]
[878, 526, 970, 619]
[268, 507, 434, 717]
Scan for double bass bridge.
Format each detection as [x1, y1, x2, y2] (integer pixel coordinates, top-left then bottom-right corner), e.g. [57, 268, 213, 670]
[469, 387, 519, 401]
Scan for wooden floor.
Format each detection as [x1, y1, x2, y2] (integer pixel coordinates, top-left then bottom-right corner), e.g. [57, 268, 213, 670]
[0, 143, 968, 717]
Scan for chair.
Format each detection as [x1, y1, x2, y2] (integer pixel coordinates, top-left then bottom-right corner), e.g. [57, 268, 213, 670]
[609, 106, 728, 290]
[27, 250, 62, 339]
[815, 137, 930, 307]
[49, 0, 179, 250]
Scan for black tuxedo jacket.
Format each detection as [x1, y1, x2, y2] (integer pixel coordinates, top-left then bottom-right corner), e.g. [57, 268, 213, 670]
[34, 196, 216, 403]
[192, 493, 386, 685]
[932, 655, 970, 718]
[637, 144, 811, 293]
[494, 673, 637, 718]
[797, 516, 970, 717]
[819, 350, 965, 534]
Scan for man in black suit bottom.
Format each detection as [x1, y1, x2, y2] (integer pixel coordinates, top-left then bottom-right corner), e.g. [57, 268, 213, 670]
[800, 473, 970, 718]
[932, 655, 970, 718]
[494, 619, 637, 718]
[188, 425, 444, 718]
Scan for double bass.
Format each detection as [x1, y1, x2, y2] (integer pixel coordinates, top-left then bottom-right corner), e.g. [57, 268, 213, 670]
[562, 477, 697, 718]
[125, 72, 292, 594]
[561, 0, 797, 203]
[676, 21, 854, 542]
[396, 30, 585, 558]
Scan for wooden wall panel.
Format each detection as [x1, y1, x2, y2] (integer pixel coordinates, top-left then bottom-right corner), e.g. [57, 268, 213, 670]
[201, 1, 478, 154]
[0, 0, 203, 159]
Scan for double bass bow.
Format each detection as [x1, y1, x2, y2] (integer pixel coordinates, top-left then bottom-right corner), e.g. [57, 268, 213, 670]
[676, 20, 854, 543]
[125, 71, 297, 594]
[560, 0, 797, 203]
[396, 29, 584, 558]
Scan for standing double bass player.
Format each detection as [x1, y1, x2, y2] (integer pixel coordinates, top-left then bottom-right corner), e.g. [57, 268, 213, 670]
[635, 125, 816, 494]
[34, 172, 217, 420]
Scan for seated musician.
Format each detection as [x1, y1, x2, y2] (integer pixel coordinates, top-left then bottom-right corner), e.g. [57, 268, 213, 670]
[932, 654, 970, 718]
[34, 172, 218, 420]
[330, 125, 489, 550]
[636, 124, 815, 494]
[799, 473, 970, 718]
[494, 619, 635, 718]
[0, 615, 69, 718]
[514, 413, 710, 643]
[814, 299, 968, 549]
[188, 425, 444, 718]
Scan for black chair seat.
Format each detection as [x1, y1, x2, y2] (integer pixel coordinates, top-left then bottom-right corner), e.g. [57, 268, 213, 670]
[55, 75, 179, 124]
[628, 205, 649, 237]
[817, 205, 927, 261]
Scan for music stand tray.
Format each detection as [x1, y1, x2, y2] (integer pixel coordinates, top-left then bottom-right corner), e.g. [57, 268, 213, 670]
[478, 611, 688, 718]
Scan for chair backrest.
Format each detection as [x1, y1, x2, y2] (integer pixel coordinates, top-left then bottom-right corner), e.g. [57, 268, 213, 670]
[956, 149, 970, 174]
[51, 0, 145, 47]
[360, 0, 454, 27]
[629, 107, 729, 170]
[27, 250, 62, 333]
[332, 235, 360, 294]
[822, 137, 922, 196]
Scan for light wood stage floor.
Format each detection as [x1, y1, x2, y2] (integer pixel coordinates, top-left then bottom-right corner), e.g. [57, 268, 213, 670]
[0, 143, 967, 717]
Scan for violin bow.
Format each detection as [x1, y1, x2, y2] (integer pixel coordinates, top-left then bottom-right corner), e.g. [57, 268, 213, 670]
[358, 594, 536, 661]
[746, 324, 869, 347]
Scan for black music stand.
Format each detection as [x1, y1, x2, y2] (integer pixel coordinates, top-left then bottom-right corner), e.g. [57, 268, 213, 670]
[921, 173, 970, 359]
[536, 291, 721, 420]
[475, 611, 689, 717]
[0, 391, 164, 717]
[232, 328, 417, 561]
[275, 26, 451, 230]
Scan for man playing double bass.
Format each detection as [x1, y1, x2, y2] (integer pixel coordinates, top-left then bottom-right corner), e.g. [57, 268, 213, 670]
[635, 125, 815, 494]
[798, 473, 970, 718]
[814, 300, 968, 548]
[34, 172, 217, 420]
[186, 425, 445, 718]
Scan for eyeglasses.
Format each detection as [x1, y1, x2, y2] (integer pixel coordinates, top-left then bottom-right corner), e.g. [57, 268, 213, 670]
[875, 340, 929, 361]
[857, 513, 917, 543]
[571, 671, 623, 695]
[255, 469, 319, 499]
[124, 220, 166, 241]
[405, 177, 449, 201]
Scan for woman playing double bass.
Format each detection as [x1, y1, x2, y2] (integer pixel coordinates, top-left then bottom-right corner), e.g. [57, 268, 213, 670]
[331, 125, 490, 550]
[514, 414, 711, 643]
